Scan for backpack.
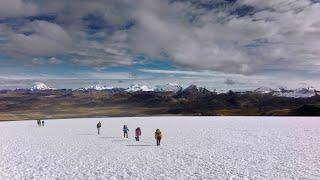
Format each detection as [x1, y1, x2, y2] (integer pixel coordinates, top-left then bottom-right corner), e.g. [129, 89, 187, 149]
[123, 125, 128, 131]
[155, 130, 162, 136]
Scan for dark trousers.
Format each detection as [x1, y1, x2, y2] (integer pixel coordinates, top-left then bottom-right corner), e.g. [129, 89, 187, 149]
[135, 136, 140, 141]
[97, 128, 100, 135]
[124, 132, 128, 138]
[156, 137, 161, 146]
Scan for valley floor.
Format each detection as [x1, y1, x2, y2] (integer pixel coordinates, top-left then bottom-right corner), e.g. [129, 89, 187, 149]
[0, 117, 319, 179]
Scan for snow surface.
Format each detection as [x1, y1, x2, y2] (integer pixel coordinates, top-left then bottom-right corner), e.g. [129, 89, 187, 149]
[1, 117, 320, 180]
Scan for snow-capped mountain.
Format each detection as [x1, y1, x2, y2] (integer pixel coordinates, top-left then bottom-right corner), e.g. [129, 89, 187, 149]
[125, 84, 154, 92]
[275, 87, 317, 98]
[34, 82, 316, 98]
[254, 86, 317, 98]
[87, 84, 113, 90]
[154, 83, 182, 92]
[254, 87, 274, 94]
[274, 86, 290, 93]
[30, 82, 52, 91]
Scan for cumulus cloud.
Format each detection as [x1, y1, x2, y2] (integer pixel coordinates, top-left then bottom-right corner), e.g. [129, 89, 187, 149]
[0, 0, 319, 77]
[127, 0, 320, 74]
[1, 21, 72, 57]
[27, 57, 62, 67]
[81, 72, 135, 80]
[70, 31, 132, 67]
[0, 0, 38, 18]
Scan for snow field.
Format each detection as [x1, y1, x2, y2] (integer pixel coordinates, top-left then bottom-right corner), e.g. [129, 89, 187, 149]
[0, 116, 320, 180]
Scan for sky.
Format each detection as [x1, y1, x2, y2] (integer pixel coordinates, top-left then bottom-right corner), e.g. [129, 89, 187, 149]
[0, 0, 320, 90]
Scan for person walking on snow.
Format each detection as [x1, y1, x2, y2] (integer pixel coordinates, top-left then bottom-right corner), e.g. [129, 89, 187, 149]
[135, 127, 141, 141]
[41, 120, 44, 127]
[97, 121, 102, 135]
[155, 129, 162, 146]
[123, 125, 129, 138]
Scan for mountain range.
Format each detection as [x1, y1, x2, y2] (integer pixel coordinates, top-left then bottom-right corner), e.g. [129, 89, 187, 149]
[28, 82, 319, 98]
[0, 82, 319, 120]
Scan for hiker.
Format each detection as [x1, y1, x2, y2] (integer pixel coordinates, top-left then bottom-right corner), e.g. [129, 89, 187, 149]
[155, 129, 162, 146]
[135, 127, 141, 141]
[97, 121, 101, 135]
[37, 120, 41, 126]
[123, 125, 129, 138]
[41, 120, 44, 127]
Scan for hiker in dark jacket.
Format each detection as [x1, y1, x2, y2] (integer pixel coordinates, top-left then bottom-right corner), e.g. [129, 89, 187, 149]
[37, 120, 41, 127]
[97, 121, 101, 135]
[155, 129, 162, 146]
[123, 125, 129, 138]
[41, 120, 44, 127]
[135, 127, 141, 141]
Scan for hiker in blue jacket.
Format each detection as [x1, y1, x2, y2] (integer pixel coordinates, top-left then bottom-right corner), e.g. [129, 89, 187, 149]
[123, 125, 129, 138]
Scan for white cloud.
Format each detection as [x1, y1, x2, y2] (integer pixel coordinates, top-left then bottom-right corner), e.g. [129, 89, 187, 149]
[126, 0, 320, 74]
[0, 0, 319, 80]
[138, 69, 217, 76]
[70, 31, 132, 67]
[27, 57, 62, 67]
[0, 0, 38, 18]
[77, 72, 138, 80]
[48, 57, 62, 65]
[2, 21, 72, 57]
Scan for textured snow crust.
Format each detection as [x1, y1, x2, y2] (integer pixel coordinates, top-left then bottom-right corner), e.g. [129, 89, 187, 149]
[0, 117, 320, 180]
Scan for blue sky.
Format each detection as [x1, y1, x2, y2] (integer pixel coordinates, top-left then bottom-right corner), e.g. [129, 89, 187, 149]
[0, 0, 320, 89]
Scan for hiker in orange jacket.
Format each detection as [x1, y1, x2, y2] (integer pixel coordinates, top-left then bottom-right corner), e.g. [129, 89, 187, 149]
[155, 129, 162, 146]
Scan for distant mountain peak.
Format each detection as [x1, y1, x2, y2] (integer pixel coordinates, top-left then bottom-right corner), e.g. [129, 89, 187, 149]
[154, 83, 182, 92]
[125, 84, 154, 92]
[254, 86, 317, 98]
[31, 82, 52, 91]
[174, 84, 212, 98]
[87, 84, 113, 90]
[254, 87, 274, 94]
[184, 85, 199, 92]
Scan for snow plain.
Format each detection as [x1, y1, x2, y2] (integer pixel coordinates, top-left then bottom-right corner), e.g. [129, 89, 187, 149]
[0, 116, 320, 180]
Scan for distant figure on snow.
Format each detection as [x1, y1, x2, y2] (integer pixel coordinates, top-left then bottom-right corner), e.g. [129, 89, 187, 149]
[37, 120, 41, 127]
[155, 129, 162, 146]
[41, 120, 44, 127]
[97, 121, 102, 135]
[135, 127, 141, 141]
[123, 125, 129, 138]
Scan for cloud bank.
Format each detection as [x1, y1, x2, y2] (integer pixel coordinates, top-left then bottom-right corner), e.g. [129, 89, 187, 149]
[0, 0, 319, 83]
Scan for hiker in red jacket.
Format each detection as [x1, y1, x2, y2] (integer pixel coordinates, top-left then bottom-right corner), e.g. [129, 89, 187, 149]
[135, 127, 141, 141]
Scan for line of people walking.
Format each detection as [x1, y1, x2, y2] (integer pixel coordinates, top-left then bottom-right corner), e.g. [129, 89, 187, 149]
[96, 122, 163, 146]
[37, 120, 45, 127]
[35, 119, 162, 146]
